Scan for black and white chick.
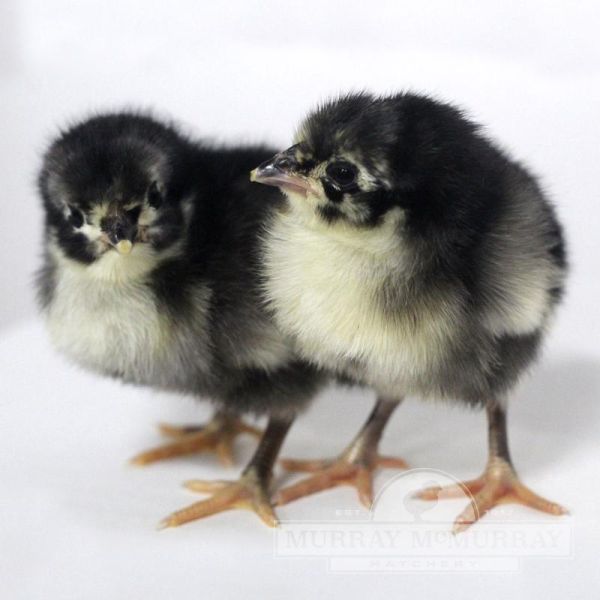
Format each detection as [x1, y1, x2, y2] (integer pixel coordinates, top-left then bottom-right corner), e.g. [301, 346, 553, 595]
[251, 92, 568, 532]
[37, 112, 325, 527]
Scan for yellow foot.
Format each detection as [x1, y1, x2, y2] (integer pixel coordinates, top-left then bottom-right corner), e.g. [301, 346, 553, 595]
[130, 414, 261, 467]
[275, 454, 409, 508]
[159, 473, 278, 529]
[416, 458, 568, 533]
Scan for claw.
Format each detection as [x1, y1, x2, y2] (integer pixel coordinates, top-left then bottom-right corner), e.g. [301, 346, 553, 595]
[130, 414, 262, 467]
[275, 454, 408, 508]
[417, 459, 568, 533]
[160, 474, 279, 528]
[183, 480, 230, 493]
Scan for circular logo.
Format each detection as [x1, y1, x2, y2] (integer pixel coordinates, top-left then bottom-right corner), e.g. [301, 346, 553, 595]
[372, 468, 474, 525]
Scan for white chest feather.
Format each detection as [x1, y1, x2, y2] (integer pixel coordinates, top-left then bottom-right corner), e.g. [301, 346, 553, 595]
[46, 249, 171, 381]
[263, 209, 459, 387]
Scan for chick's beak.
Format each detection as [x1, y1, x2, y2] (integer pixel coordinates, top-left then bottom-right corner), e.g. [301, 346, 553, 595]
[101, 213, 137, 255]
[250, 147, 314, 196]
[115, 240, 133, 255]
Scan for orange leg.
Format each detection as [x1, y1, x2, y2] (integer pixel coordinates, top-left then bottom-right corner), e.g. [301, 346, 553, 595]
[130, 411, 261, 467]
[160, 416, 292, 528]
[275, 398, 407, 508]
[416, 401, 568, 533]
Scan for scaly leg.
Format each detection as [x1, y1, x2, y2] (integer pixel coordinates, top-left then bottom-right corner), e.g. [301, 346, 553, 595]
[416, 401, 568, 533]
[275, 398, 407, 508]
[160, 415, 293, 528]
[130, 410, 261, 467]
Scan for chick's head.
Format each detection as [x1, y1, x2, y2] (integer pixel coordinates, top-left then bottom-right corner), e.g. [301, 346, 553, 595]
[252, 92, 480, 235]
[39, 114, 188, 265]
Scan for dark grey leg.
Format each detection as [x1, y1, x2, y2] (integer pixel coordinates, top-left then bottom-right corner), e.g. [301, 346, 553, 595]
[161, 415, 293, 528]
[275, 397, 408, 507]
[418, 399, 567, 533]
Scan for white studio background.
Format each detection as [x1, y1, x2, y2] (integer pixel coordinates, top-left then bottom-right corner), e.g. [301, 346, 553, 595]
[1, 2, 599, 599]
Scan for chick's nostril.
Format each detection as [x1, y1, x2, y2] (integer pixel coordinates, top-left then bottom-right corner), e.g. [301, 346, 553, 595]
[102, 218, 137, 245]
[114, 223, 128, 240]
[274, 157, 293, 172]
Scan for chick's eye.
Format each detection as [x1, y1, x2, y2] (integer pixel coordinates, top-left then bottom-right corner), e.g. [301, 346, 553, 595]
[126, 206, 142, 221]
[147, 181, 163, 209]
[68, 207, 84, 229]
[326, 162, 357, 188]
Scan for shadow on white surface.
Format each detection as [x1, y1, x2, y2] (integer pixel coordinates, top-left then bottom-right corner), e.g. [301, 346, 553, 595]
[1, 321, 598, 598]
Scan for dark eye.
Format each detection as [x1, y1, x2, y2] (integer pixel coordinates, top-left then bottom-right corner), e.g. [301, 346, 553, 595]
[326, 162, 357, 188]
[68, 207, 84, 229]
[147, 181, 163, 209]
[126, 206, 142, 221]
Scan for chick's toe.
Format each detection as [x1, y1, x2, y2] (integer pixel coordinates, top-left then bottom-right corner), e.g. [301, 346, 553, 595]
[130, 411, 261, 467]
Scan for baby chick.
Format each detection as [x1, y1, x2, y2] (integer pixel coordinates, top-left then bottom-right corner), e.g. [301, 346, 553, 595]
[251, 92, 568, 531]
[37, 112, 325, 527]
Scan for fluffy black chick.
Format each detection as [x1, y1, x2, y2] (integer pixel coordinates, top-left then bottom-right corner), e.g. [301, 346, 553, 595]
[37, 112, 325, 527]
[252, 92, 568, 531]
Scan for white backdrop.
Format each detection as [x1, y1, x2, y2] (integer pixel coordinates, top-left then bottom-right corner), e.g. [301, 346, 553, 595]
[1, 1, 599, 599]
